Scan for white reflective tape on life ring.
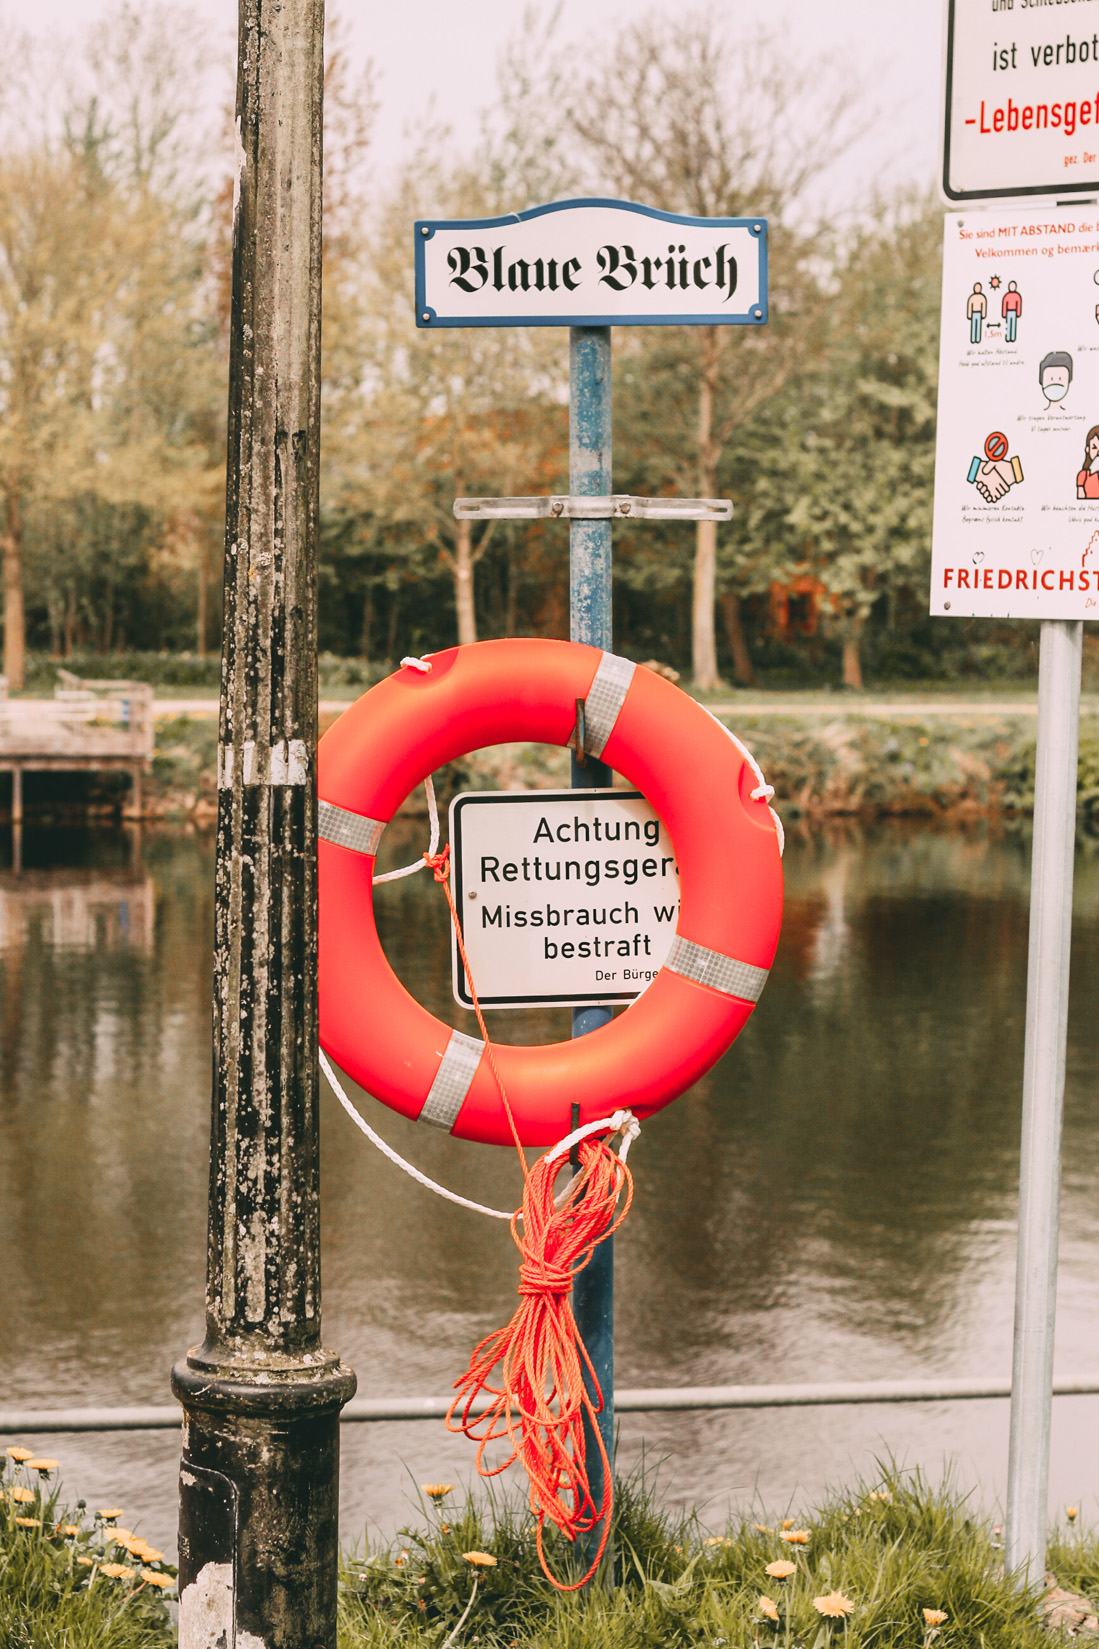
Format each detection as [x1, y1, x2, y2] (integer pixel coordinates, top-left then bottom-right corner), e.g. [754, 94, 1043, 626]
[318, 800, 386, 857]
[419, 1030, 485, 1131]
[664, 935, 769, 1003]
[581, 651, 636, 759]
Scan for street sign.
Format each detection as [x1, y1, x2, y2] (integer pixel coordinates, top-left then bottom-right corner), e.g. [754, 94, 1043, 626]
[930, 204, 1099, 618]
[944, 0, 1099, 201]
[449, 788, 680, 1010]
[414, 198, 767, 329]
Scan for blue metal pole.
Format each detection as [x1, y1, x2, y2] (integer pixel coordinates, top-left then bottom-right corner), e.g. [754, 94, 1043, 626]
[569, 325, 614, 1586]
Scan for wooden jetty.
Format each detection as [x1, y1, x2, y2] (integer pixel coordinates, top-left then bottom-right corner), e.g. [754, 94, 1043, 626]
[0, 671, 154, 821]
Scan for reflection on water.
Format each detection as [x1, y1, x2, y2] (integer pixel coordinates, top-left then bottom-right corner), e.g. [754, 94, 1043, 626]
[4, 818, 1099, 1556]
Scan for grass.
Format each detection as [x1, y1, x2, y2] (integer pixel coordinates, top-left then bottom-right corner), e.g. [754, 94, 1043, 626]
[0, 1451, 175, 1647]
[338, 1465, 1053, 1649]
[5, 1451, 1099, 1646]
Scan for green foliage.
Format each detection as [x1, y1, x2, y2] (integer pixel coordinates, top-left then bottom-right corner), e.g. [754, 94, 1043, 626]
[998, 725, 1099, 821]
[0, 1455, 175, 1648]
[338, 1466, 1048, 1649]
[0, 10, 1055, 688]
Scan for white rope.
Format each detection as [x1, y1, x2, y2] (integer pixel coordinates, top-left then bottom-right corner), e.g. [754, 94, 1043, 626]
[701, 705, 785, 856]
[372, 776, 440, 884]
[545, 1109, 640, 1167]
[320, 1049, 639, 1220]
[321, 1049, 514, 1218]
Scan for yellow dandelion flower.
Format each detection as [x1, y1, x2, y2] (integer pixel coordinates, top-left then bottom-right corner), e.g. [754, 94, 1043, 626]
[1067, 1506, 1079, 1522]
[781, 1529, 810, 1545]
[14, 1516, 41, 1528]
[868, 1491, 879, 1503]
[11, 1486, 35, 1504]
[76, 1555, 94, 1566]
[422, 1483, 453, 1500]
[878, 1490, 892, 1503]
[140, 1569, 174, 1588]
[814, 1591, 855, 1619]
[100, 1562, 134, 1580]
[464, 1551, 498, 1567]
[25, 1459, 58, 1473]
[781, 1518, 795, 1530]
[923, 1608, 948, 1626]
[765, 1559, 797, 1579]
[134, 1544, 165, 1563]
[6, 1447, 34, 1462]
[62, 1525, 80, 1537]
[759, 1595, 780, 1622]
[98, 1508, 124, 1521]
[754, 1523, 773, 1533]
[705, 1535, 726, 1547]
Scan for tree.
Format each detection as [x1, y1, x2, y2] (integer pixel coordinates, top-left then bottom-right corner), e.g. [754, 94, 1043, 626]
[0, 4, 224, 684]
[761, 194, 942, 689]
[563, 12, 870, 687]
[334, 122, 568, 649]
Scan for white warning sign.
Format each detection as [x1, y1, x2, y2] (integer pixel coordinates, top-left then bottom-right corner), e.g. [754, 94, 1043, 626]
[944, 0, 1099, 201]
[931, 204, 1099, 619]
[449, 788, 680, 1011]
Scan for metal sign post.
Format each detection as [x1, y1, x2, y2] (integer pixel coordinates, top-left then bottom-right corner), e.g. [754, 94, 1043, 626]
[568, 325, 616, 1585]
[172, 4, 356, 1645]
[1005, 619, 1082, 1579]
[931, 160, 1089, 1568]
[417, 196, 767, 1593]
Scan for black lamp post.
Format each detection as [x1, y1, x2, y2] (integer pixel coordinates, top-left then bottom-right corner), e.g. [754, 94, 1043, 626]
[171, 4, 356, 1644]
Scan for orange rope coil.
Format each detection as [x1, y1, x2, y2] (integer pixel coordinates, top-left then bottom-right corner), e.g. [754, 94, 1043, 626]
[425, 845, 634, 1589]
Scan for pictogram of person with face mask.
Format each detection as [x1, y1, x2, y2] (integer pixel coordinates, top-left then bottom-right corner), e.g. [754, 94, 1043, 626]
[1077, 425, 1099, 499]
[1039, 350, 1073, 407]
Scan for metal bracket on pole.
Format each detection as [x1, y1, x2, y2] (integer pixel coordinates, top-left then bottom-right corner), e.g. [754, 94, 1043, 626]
[454, 494, 732, 522]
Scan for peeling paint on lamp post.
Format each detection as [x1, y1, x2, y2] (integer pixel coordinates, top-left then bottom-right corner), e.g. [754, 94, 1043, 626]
[171, 4, 356, 1646]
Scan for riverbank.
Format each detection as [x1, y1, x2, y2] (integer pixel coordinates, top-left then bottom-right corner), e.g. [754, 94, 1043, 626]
[6, 1456, 1099, 1647]
[3, 693, 1095, 825]
[136, 704, 1082, 825]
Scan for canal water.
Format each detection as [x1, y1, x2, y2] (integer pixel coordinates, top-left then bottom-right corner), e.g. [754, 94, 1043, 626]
[3, 816, 1099, 1557]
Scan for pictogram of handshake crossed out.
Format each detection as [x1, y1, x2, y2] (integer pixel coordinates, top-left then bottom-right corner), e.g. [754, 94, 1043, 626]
[968, 430, 1023, 503]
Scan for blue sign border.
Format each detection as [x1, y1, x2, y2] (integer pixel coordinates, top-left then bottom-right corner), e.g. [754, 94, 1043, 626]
[414, 197, 768, 329]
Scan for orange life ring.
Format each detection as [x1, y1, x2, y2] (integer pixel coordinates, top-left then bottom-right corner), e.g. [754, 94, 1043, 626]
[318, 638, 783, 1148]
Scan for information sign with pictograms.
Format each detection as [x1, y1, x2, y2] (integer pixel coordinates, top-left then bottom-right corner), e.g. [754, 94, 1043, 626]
[931, 203, 1099, 619]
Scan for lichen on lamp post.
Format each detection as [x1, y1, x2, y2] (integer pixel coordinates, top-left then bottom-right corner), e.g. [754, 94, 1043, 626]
[170, 3, 356, 1646]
